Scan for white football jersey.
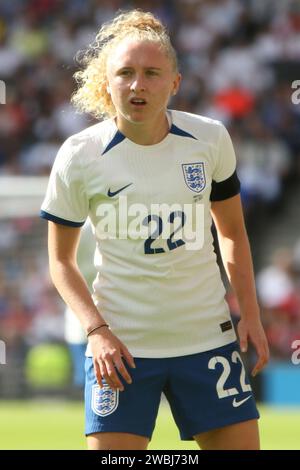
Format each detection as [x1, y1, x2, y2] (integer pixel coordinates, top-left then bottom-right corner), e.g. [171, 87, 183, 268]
[41, 110, 240, 358]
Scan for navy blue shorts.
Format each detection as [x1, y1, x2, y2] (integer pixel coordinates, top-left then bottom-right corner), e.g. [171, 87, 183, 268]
[85, 341, 259, 440]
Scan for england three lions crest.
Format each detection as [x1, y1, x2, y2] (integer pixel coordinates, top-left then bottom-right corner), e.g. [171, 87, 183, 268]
[182, 162, 206, 193]
[92, 383, 119, 417]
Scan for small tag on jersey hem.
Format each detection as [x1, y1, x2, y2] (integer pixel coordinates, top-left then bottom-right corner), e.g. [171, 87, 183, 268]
[220, 320, 233, 332]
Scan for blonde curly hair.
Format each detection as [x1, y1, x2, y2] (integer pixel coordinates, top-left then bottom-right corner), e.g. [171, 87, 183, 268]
[71, 9, 178, 120]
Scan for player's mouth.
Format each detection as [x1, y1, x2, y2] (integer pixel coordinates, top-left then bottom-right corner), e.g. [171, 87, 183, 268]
[129, 97, 147, 107]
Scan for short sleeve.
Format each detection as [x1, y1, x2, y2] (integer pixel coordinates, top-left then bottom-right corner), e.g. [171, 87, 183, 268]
[40, 137, 88, 227]
[210, 124, 240, 201]
[213, 124, 237, 182]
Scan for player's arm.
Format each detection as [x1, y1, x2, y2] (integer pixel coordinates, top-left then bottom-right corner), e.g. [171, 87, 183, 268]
[210, 194, 269, 376]
[48, 221, 135, 390]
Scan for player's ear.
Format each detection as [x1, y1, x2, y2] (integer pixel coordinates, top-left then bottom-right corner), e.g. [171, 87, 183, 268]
[172, 73, 181, 96]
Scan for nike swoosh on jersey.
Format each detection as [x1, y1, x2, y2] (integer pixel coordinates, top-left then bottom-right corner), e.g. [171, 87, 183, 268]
[232, 396, 251, 408]
[107, 183, 133, 197]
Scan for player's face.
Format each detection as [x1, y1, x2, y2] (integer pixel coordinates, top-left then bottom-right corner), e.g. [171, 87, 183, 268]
[106, 39, 181, 128]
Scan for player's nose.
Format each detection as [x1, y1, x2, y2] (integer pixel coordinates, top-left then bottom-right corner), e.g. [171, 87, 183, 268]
[130, 75, 146, 93]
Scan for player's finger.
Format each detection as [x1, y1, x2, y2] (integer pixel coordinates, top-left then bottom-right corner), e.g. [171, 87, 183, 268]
[113, 356, 132, 385]
[251, 342, 269, 376]
[121, 345, 136, 369]
[99, 360, 119, 390]
[238, 327, 248, 353]
[104, 359, 124, 391]
[252, 360, 265, 377]
[93, 360, 103, 388]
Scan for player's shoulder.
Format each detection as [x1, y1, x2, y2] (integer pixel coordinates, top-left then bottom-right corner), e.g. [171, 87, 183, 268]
[59, 118, 116, 163]
[170, 109, 224, 146]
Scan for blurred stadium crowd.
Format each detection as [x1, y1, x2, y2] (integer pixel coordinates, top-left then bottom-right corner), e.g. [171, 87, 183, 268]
[1, 0, 300, 393]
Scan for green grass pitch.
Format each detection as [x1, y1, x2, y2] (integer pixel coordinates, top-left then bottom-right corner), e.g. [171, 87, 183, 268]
[0, 401, 299, 450]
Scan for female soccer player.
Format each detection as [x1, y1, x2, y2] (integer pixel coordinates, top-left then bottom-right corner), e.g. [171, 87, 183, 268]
[41, 9, 269, 450]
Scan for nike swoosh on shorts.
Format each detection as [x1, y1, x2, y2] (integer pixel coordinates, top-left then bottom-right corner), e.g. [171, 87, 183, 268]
[107, 183, 133, 197]
[232, 396, 251, 407]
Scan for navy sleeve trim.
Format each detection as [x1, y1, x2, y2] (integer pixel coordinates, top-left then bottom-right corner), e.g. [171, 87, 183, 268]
[40, 210, 85, 227]
[210, 170, 240, 201]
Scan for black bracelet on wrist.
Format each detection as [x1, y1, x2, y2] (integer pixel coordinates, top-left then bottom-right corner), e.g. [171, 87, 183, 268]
[86, 323, 109, 337]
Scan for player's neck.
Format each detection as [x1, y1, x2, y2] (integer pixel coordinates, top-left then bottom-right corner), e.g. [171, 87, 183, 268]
[116, 114, 170, 146]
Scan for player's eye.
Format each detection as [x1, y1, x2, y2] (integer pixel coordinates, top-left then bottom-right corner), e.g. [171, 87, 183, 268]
[146, 70, 159, 76]
[119, 69, 132, 77]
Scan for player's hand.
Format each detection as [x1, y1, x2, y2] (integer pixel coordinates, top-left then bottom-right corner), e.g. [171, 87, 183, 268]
[88, 327, 136, 391]
[237, 316, 269, 377]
